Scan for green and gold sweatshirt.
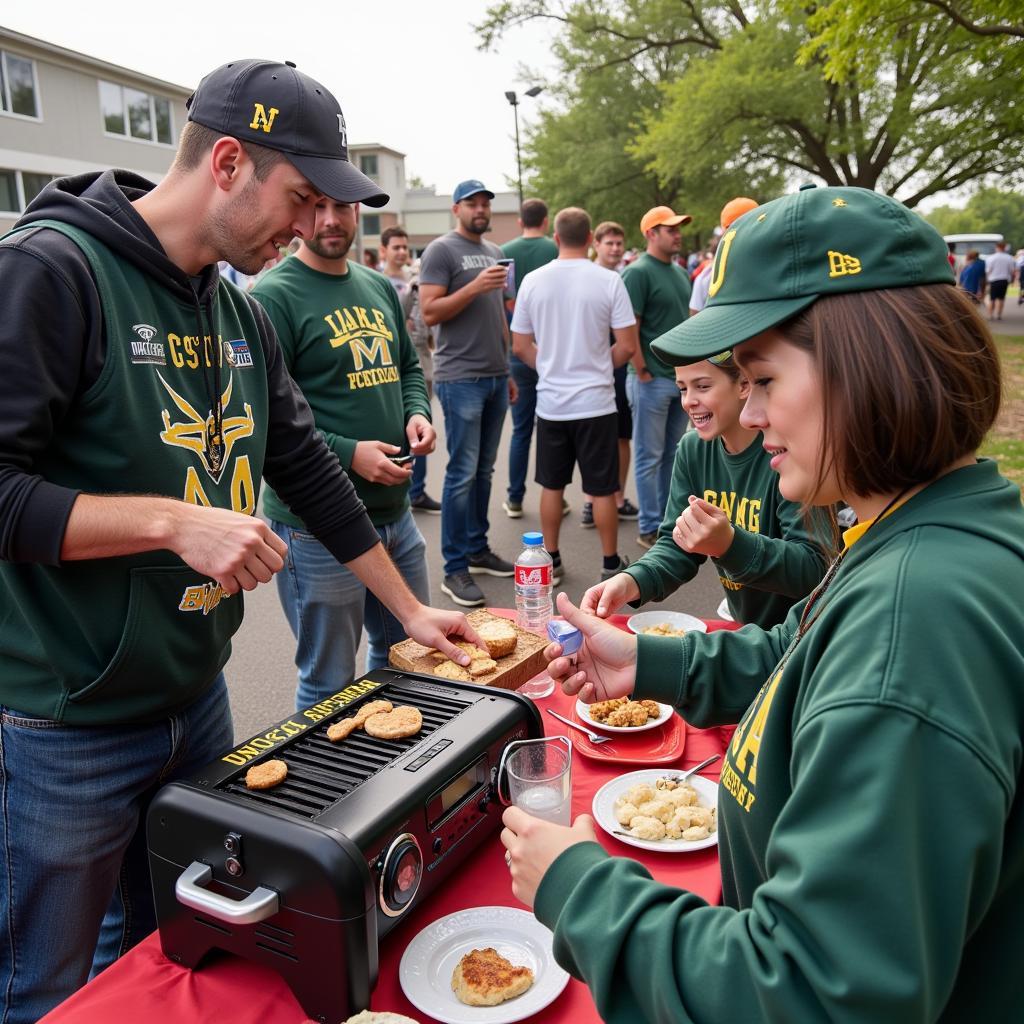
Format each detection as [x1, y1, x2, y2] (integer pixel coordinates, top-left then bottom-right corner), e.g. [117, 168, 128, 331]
[625, 429, 830, 627]
[253, 259, 430, 527]
[535, 460, 1024, 1022]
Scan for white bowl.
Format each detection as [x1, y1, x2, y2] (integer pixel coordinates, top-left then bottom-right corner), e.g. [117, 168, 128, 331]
[626, 611, 707, 637]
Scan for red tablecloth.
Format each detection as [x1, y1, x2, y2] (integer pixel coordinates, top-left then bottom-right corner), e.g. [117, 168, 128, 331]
[43, 615, 738, 1024]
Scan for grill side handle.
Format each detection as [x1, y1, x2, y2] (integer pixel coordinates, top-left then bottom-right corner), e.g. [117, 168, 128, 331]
[174, 861, 279, 925]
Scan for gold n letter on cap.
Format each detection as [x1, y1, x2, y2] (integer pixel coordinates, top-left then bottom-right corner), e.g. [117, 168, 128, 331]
[708, 229, 738, 299]
[828, 251, 861, 278]
[250, 103, 280, 133]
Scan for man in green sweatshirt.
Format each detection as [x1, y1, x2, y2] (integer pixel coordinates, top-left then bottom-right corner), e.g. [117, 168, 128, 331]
[0, 59, 480, 1024]
[253, 200, 435, 708]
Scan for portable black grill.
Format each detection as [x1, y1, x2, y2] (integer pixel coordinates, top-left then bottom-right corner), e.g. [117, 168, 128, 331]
[147, 669, 543, 1023]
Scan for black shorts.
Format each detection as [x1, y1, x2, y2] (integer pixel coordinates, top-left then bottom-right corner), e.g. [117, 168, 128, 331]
[535, 413, 620, 495]
[989, 279, 1009, 301]
[613, 364, 632, 440]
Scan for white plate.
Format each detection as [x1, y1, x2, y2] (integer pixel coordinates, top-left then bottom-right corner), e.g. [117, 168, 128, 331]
[399, 906, 570, 1024]
[592, 769, 719, 853]
[575, 697, 675, 734]
[627, 611, 707, 637]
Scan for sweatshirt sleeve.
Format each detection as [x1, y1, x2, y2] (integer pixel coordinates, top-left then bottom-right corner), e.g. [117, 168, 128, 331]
[715, 499, 831, 598]
[533, 702, 1005, 1024]
[251, 298, 379, 563]
[625, 440, 703, 603]
[633, 606, 797, 726]
[0, 232, 103, 564]
[393, 288, 430, 424]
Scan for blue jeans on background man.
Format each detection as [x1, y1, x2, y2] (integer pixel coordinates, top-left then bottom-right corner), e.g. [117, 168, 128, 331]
[627, 373, 688, 535]
[272, 509, 430, 710]
[506, 354, 537, 505]
[436, 375, 509, 576]
[409, 453, 428, 501]
[0, 675, 234, 1024]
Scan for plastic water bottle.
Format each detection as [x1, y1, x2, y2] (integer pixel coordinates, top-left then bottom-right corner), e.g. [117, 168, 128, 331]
[514, 532, 554, 632]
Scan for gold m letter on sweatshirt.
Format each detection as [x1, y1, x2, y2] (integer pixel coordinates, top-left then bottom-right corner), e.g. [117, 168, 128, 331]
[250, 103, 279, 133]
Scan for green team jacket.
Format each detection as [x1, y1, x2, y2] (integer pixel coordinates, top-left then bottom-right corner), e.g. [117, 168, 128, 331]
[535, 460, 1024, 1022]
[253, 258, 430, 527]
[625, 429, 830, 628]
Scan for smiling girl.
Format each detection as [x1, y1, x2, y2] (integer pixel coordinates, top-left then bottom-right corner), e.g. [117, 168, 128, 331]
[501, 186, 1024, 1023]
[581, 347, 830, 627]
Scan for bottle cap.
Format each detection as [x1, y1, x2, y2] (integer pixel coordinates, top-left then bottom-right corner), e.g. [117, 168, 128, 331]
[522, 531, 544, 546]
[546, 619, 582, 655]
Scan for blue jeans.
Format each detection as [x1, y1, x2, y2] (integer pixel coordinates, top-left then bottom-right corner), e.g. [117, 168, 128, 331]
[627, 373, 688, 534]
[272, 509, 430, 709]
[507, 355, 537, 504]
[0, 676, 233, 1024]
[436, 375, 510, 576]
[409, 453, 428, 500]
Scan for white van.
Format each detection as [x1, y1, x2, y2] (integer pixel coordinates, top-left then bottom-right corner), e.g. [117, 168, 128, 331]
[943, 233, 1005, 272]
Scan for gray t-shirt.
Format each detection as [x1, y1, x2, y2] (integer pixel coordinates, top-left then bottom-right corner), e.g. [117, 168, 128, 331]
[418, 231, 508, 382]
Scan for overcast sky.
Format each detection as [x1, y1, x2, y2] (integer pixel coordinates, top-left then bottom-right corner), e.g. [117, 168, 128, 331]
[4, 0, 555, 196]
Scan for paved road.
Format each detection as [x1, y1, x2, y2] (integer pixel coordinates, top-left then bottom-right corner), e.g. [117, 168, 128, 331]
[227, 401, 725, 741]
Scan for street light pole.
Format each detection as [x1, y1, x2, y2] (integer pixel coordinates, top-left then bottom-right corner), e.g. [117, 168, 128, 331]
[505, 86, 542, 211]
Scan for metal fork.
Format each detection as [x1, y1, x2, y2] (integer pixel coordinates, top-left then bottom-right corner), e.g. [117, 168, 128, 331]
[546, 708, 613, 745]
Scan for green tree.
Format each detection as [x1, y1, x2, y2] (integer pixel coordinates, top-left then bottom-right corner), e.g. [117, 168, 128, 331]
[925, 187, 1024, 243]
[479, 0, 1024, 235]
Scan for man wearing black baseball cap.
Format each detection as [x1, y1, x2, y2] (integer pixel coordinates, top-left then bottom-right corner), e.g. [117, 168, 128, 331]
[0, 59, 481, 1022]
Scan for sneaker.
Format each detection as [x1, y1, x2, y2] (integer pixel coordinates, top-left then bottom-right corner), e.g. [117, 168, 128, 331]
[637, 531, 658, 550]
[468, 549, 515, 577]
[410, 492, 442, 515]
[502, 499, 523, 519]
[616, 498, 640, 520]
[580, 502, 595, 529]
[441, 571, 486, 607]
[600, 555, 630, 582]
[562, 498, 571, 518]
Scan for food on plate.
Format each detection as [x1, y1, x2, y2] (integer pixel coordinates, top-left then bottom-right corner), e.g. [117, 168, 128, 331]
[364, 705, 423, 739]
[476, 618, 519, 658]
[614, 775, 716, 842]
[352, 699, 394, 726]
[245, 759, 288, 790]
[586, 697, 662, 728]
[640, 622, 689, 637]
[432, 660, 473, 682]
[451, 946, 534, 1006]
[326, 717, 359, 742]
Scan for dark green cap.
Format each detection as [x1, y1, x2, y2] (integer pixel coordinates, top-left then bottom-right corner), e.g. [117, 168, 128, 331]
[651, 185, 956, 366]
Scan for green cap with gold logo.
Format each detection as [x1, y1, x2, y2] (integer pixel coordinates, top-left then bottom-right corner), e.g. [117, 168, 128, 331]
[651, 185, 955, 366]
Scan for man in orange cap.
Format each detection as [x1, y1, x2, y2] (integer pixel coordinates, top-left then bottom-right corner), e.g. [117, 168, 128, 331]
[690, 197, 758, 316]
[622, 205, 694, 548]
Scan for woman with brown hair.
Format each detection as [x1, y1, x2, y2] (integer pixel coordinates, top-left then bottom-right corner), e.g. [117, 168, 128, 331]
[500, 186, 1024, 1023]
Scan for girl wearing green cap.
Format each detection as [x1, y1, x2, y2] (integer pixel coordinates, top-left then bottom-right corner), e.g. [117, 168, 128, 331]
[500, 186, 1024, 1023]
[581, 350, 831, 628]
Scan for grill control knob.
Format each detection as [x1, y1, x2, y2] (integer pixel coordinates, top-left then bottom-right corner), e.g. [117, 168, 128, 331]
[379, 833, 423, 918]
[433, 837, 443, 855]
[225, 856, 244, 877]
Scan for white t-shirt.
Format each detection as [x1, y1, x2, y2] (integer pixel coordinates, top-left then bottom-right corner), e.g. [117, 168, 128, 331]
[689, 263, 712, 312]
[985, 251, 1016, 282]
[510, 258, 636, 421]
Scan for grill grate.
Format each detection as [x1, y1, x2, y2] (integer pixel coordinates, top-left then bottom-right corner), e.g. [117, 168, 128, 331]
[220, 682, 474, 818]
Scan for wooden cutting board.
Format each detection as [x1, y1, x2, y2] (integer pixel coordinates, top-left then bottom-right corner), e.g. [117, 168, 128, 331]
[388, 609, 548, 691]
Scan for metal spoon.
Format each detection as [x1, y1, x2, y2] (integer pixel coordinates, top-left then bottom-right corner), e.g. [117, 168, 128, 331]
[545, 708, 613, 745]
[670, 754, 720, 782]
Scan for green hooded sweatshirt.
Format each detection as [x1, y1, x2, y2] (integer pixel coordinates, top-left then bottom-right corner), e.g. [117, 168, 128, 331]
[535, 460, 1024, 1023]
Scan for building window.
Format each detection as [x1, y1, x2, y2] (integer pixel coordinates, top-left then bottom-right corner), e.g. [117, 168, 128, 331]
[99, 80, 173, 144]
[0, 50, 39, 118]
[362, 213, 381, 236]
[0, 168, 56, 214]
[360, 154, 379, 179]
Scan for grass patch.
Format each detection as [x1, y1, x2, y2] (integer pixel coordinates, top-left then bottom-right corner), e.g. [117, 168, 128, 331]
[981, 333, 1024, 491]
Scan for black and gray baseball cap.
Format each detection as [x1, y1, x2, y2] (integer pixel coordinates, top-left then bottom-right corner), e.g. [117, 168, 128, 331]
[187, 59, 389, 207]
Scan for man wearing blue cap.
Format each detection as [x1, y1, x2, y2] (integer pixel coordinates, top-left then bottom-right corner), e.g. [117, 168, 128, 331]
[419, 181, 518, 607]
